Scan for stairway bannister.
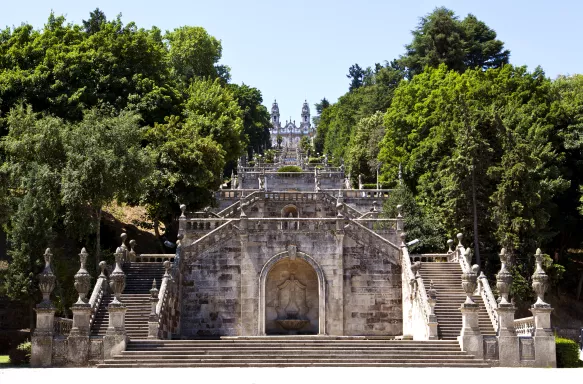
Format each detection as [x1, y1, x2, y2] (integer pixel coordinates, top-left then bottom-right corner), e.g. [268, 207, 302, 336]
[88, 261, 108, 329]
[478, 271, 499, 332]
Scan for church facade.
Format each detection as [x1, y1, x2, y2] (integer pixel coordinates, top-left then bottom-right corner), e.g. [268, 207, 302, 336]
[269, 100, 315, 149]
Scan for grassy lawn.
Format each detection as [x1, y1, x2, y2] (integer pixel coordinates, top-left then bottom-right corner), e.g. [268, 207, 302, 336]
[0, 355, 10, 364]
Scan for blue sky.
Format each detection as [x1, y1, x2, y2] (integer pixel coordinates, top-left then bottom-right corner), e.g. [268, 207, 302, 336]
[2, 0, 582, 122]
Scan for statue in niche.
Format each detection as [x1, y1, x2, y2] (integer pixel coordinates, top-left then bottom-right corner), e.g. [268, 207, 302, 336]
[275, 270, 310, 332]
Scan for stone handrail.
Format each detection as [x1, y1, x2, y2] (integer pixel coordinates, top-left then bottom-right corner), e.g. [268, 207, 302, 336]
[156, 273, 170, 317]
[409, 253, 450, 263]
[246, 217, 337, 232]
[320, 189, 393, 199]
[217, 190, 261, 218]
[54, 317, 73, 337]
[457, 246, 470, 272]
[344, 220, 400, 252]
[515, 316, 535, 336]
[186, 220, 237, 256]
[88, 274, 107, 329]
[184, 218, 234, 231]
[400, 244, 432, 340]
[478, 272, 499, 331]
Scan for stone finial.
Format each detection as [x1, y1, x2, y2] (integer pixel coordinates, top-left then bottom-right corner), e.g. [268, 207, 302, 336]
[411, 261, 421, 276]
[461, 262, 480, 304]
[399, 232, 407, 247]
[464, 247, 473, 267]
[109, 247, 126, 305]
[180, 204, 186, 218]
[120, 232, 127, 246]
[496, 248, 512, 305]
[396, 204, 403, 218]
[98, 261, 107, 279]
[38, 248, 56, 307]
[456, 233, 463, 248]
[150, 279, 159, 299]
[532, 248, 550, 307]
[447, 239, 454, 253]
[74, 248, 91, 305]
[163, 260, 172, 279]
[428, 280, 437, 301]
[176, 233, 183, 248]
[372, 201, 378, 212]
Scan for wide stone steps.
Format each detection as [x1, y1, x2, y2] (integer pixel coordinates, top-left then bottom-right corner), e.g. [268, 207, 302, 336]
[419, 262, 496, 340]
[98, 339, 490, 368]
[90, 262, 165, 338]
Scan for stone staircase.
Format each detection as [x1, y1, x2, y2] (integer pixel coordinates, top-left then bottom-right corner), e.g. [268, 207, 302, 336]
[91, 262, 165, 339]
[418, 262, 496, 340]
[97, 337, 490, 367]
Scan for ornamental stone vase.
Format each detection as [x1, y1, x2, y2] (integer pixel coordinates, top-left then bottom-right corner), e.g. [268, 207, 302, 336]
[38, 248, 56, 308]
[109, 247, 126, 304]
[73, 248, 91, 305]
[532, 248, 550, 307]
[496, 248, 513, 305]
[461, 264, 480, 304]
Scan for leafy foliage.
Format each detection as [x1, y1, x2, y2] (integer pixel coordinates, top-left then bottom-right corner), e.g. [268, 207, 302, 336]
[556, 337, 583, 368]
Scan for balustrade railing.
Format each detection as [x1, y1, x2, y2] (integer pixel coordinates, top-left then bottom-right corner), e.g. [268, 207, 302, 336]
[353, 218, 398, 235]
[185, 218, 233, 231]
[246, 217, 337, 232]
[321, 189, 393, 198]
[478, 272, 499, 331]
[409, 253, 450, 263]
[515, 316, 535, 336]
[88, 275, 107, 329]
[136, 254, 175, 263]
[54, 317, 73, 337]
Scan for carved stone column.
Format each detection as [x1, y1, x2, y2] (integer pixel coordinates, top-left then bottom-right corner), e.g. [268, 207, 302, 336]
[68, 248, 92, 366]
[31, 249, 56, 368]
[495, 248, 519, 366]
[530, 248, 556, 367]
[103, 247, 127, 360]
[458, 262, 483, 359]
[148, 279, 160, 339]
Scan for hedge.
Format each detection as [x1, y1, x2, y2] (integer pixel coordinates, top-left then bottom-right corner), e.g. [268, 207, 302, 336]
[9, 341, 30, 365]
[556, 337, 583, 368]
[277, 166, 302, 173]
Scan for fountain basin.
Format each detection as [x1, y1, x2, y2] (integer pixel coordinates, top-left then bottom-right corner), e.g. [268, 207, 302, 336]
[276, 319, 310, 330]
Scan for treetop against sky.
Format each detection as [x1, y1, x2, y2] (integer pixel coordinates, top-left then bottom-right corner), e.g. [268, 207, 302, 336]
[1, 0, 582, 120]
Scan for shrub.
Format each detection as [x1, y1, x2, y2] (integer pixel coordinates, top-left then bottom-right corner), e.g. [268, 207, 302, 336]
[308, 157, 321, 164]
[9, 341, 31, 365]
[362, 183, 392, 189]
[556, 337, 582, 368]
[277, 166, 302, 173]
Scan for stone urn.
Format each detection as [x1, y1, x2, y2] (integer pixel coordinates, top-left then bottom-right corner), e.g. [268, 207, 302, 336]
[38, 248, 56, 308]
[532, 248, 550, 307]
[461, 264, 480, 304]
[73, 248, 91, 305]
[496, 248, 512, 305]
[109, 247, 126, 304]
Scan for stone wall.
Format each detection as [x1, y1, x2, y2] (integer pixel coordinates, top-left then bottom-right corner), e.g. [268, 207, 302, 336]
[343, 236, 402, 335]
[240, 172, 343, 191]
[179, 227, 402, 337]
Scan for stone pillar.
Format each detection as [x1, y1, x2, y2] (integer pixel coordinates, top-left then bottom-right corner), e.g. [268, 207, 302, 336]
[239, 210, 258, 335]
[530, 248, 556, 368]
[495, 248, 519, 366]
[330, 209, 345, 335]
[458, 262, 483, 359]
[148, 279, 160, 339]
[68, 248, 92, 366]
[103, 247, 127, 360]
[31, 249, 56, 368]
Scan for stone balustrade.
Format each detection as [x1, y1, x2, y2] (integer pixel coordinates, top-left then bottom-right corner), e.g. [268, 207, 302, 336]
[321, 189, 392, 198]
[478, 272, 499, 332]
[136, 254, 175, 263]
[184, 218, 232, 231]
[515, 316, 535, 336]
[53, 317, 73, 337]
[409, 253, 450, 263]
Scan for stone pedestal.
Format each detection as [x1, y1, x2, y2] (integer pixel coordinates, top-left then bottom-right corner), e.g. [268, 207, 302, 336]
[458, 303, 483, 359]
[240, 233, 259, 335]
[531, 305, 556, 368]
[67, 304, 92, 366]
[103, 303, 127, 360]
[496, 303, 519, 366]
[31, 306, 55, 368]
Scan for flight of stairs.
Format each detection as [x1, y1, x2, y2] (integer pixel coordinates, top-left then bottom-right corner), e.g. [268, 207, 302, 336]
[97, 337, 490, 367]
[90, 262, 165, 339]
[418, 262, 496, 340]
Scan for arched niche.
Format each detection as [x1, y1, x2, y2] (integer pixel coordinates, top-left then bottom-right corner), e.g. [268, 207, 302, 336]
[258, 247, 326, 335]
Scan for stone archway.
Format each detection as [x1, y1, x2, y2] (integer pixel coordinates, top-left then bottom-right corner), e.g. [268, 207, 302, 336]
[258, 246, 326, 335]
